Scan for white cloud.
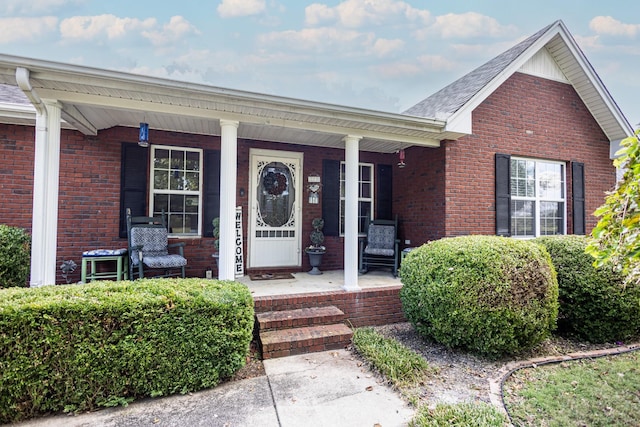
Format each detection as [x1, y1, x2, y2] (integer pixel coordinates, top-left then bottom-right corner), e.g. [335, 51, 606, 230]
[0, 0, 77, 15]
[305, 3, 335, 26]
[589, 16, 640, 38]
[374, 62, 421, 78]
[60, 14, 156, 41]
[574, 34, 602, 51]
[0, 17, 58, 43]
[417, 54, 456, 71]
[427, 12, 515, 39]
[259, 27, 374, 53]
[373, 54, 455, 78]
[372, 38, 404, 57]
[142, 16, 200, 46]
[218, 0, 266, 18]
[305, 0, 430, 28]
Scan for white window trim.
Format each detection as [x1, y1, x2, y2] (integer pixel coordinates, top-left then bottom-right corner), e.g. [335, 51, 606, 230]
[511, 157, 567, 238]
[149, 144, 204, 237]
[339, 161, 374, 236]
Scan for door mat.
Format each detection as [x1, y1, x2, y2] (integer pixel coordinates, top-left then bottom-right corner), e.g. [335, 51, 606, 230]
[249, 272, 295, 281]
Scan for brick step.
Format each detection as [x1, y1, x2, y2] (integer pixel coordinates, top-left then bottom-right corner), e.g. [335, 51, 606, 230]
[260, 323, 353, 359]
[256, 306, 345, 331]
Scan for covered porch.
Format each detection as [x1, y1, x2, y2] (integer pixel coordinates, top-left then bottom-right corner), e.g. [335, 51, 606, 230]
[239, 268, 401, 297]
[0, 54, 462, 289]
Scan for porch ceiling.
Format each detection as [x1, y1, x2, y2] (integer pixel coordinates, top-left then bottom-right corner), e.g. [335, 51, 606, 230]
[0, 54, 458, 153]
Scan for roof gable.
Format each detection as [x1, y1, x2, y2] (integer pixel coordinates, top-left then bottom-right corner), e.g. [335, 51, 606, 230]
[403, 20, 632, 142]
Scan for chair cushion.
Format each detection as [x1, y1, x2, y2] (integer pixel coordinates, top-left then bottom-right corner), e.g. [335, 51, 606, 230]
[83, 248, 127, 257]
[144, 254, 187, 269]
[364, 246, 395, 257]
[130, 227, 169, 265]
[365, 224, 395, 252]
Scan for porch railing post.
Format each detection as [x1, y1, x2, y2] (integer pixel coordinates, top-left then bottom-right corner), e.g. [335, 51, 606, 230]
[219, 119, 239, 280]
[343, 135, 362, 291]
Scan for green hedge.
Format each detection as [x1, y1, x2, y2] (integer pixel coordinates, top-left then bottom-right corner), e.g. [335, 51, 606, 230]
[537, 235, 640, 343]
[0, 224, 31, 288]
[0, 278, 254, 423]
[400, 236, 558, 357]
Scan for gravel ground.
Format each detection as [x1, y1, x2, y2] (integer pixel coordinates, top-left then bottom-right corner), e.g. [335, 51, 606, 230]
[230, 322, 628, 410]
[370, 322, 626, 408]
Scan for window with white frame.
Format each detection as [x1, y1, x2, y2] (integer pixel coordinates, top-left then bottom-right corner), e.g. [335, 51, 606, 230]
[150, 145, 203, 236]
[339, 162, 373, 235]
[510, 158, 565, 237]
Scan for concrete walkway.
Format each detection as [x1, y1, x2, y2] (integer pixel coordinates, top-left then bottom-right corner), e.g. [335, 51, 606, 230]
[13, 349, 414, 427]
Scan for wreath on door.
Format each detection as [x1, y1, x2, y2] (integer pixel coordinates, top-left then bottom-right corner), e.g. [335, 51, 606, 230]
[263, 171, 288, 196]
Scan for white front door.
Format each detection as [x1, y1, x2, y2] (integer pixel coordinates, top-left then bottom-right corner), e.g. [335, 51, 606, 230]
[248, 149, 302, 268]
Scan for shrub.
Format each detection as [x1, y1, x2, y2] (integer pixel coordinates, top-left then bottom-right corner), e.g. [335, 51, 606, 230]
[0, 278, 254, 423]
[537, 235, 640, 343]
[400, 236, 558, 357]
[0, 224, 31, 288]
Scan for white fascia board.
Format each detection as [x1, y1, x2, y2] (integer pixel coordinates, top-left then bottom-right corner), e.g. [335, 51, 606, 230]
[610, 138, 624, 160]
[444, 111, 472, 135]
[0, 54, 446, 134]
[0, 102, 35, 119]
[553, 22, 634, 140]
[444, 27, 563, 136]
[35, 88, 443, 146]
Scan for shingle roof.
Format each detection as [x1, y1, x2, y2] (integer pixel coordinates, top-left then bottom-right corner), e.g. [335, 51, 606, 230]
[0, 83, 29, 105]
[403, 22, 557, 119]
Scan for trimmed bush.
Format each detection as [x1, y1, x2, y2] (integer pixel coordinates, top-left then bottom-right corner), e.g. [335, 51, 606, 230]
[400, 236, 558, 357]
[0, 224, 31, 288]
[537, 235, 640, 343]
[0, 278, 254, 423]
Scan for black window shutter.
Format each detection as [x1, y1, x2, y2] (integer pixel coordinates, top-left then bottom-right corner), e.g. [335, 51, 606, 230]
[203, 150, 221, 237]
[572, 161, 585, 235]
[322, 159, 340, 236]
[495, 153, 511, 236]
[119, 143, 149, 238]
[376, 164, 393, 220]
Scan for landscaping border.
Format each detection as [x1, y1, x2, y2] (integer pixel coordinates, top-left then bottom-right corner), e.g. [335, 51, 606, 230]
[488, 342, 640, 425]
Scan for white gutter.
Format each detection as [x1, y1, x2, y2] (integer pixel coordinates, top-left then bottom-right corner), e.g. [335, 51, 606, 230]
[15, 67, 44, 115]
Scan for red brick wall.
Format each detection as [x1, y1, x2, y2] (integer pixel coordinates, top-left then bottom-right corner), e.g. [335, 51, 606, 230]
[393, 145, 447, 247]
[1, 72, 616, 283]
[395, 72, 615, 245]
[0, 124, 34, 229]
[443, 72, 614, 236]
[253, 286, 406, 327]
[1, 124, 397, 283]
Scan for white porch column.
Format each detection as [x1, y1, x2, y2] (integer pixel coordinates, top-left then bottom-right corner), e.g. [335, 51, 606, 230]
[30, 100, 62, 287]
[218, 119, 239, 280]
[343, 135, 362, 291]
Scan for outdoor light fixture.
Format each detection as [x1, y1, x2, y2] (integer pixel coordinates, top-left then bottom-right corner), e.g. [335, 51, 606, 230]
[138, 122, 149, 147]
[397, 149, 406, 168]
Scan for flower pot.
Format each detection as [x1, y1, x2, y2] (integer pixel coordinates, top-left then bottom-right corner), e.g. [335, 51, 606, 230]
[305, 249, 326, 275]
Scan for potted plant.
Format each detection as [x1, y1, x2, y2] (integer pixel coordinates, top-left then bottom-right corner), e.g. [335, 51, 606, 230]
[211, 217, 220, 270]
[305, 217, 326, 275]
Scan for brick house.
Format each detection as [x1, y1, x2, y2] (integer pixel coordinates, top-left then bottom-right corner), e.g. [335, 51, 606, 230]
[0, 20, 633, 287]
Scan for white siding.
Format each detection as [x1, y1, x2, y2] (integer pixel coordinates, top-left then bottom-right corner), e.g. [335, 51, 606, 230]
[519, 48, 569, 83]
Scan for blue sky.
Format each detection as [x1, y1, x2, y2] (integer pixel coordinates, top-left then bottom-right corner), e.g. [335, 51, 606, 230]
[1, 0, 639, 127]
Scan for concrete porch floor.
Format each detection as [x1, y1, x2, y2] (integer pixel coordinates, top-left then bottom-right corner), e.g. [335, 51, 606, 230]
[236, 269, 401, 297]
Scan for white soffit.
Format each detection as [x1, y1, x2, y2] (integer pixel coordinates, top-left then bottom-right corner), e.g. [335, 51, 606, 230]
[0, 54, 447, 151]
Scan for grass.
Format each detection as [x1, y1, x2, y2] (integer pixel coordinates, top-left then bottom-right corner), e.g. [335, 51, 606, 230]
[352, 327, 509, 426]
[352, 327, 435, 390]
[503, 351, 640, 426]
[409, 403, 508, 427]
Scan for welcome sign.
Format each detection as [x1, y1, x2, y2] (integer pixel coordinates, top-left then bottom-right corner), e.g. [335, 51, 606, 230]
[235, 206, 244, 278]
